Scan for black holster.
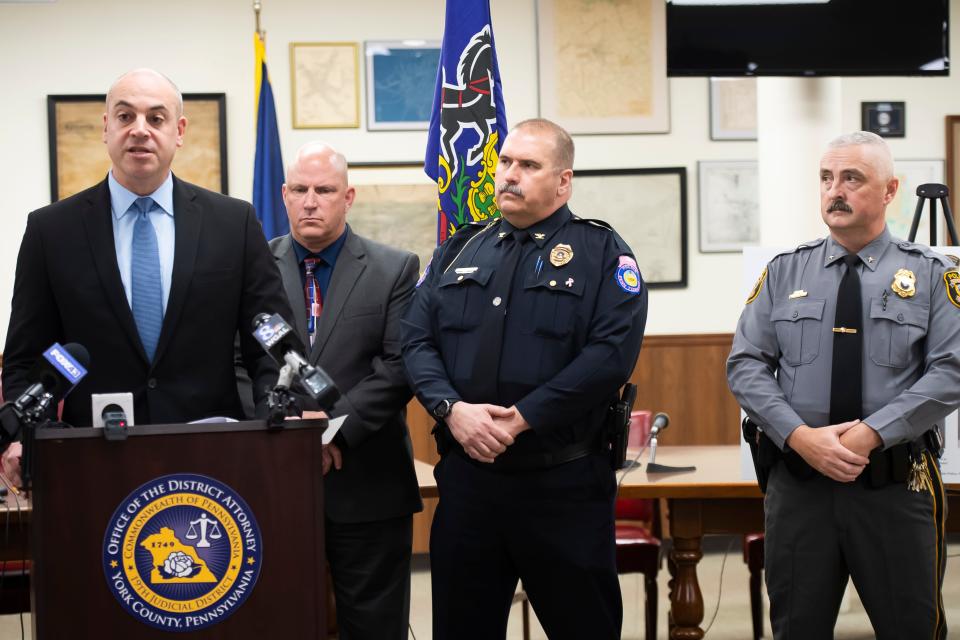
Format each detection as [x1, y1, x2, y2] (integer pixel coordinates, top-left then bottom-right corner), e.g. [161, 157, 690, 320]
[606, 384, 637, 471]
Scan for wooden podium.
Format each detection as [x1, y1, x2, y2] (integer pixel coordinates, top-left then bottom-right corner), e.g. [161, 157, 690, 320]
[29, 419, 326, 638]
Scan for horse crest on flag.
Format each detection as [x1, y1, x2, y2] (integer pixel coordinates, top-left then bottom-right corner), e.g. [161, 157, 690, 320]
[425, 1, 507, 244]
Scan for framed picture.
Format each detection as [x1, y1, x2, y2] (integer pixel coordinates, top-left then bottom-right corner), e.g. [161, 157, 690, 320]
[290, 42, 360, 129]
[946, 115, 960, 231]
[887, 159, 945, 244]
[47, 93, 227, 202]
[861, 101, 905, 137]
[348, 163, 437, 270]
[567, 168, 687, 288]
[536, 0, 669, 134]
[698, 160, 759, 253]
[364, 40, 440, 131]
[709, 78, 757, 141]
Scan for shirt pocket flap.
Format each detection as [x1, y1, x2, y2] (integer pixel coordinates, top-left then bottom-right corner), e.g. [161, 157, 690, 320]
[869, 298, 928, 328]
[438, 268, 492, 288]
[771, 298, 825, 322]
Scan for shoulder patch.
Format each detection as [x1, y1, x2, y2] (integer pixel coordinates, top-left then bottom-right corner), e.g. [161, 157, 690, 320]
[944, 270, 960, 309]
[746, 267, 767, 304]
[615, 256, 642, 294]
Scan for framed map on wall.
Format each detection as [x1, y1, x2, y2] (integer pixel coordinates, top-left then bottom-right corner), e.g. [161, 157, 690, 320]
[567, 168, 687, 288]
[290, 42, 360, 129]
[364, 40, 440, 130]
[47, 93, 227, 202]
[536, 0, 669, 134]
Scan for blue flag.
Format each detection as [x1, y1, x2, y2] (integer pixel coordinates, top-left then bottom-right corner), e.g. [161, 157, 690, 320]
[424, 0, 508, 244]
[253, 33, 288, 239]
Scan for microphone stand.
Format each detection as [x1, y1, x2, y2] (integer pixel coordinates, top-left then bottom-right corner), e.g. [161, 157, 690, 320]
[646, 427, 697, 474]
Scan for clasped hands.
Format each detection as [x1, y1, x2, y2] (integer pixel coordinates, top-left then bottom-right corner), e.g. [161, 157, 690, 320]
[445, 402, 530, 463]
[786, 419, 882, 482]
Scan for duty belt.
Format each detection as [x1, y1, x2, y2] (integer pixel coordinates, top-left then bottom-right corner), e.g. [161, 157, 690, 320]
[744, 417, 939, 491]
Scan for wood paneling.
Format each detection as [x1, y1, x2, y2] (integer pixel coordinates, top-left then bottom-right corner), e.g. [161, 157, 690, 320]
[628, 333, 740, 446]
[407, 333, 741, 552]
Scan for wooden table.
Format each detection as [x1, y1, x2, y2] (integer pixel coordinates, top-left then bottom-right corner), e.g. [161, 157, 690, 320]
[616, 445, 960, 640]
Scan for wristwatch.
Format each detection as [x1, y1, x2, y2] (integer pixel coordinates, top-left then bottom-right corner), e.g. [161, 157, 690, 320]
[433, 398, 459, 420]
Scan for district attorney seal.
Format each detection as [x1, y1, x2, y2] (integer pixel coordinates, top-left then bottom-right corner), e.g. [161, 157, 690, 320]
[102, 474, 263, 631]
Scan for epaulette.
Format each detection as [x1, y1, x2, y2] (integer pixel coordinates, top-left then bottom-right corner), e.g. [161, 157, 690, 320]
[570, 215, 614, 231]
[770, 237, 825, 262]
[895, 240, 955, 268]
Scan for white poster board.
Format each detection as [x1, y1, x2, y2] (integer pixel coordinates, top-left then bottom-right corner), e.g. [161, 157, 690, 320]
[739, 246, 960, 482]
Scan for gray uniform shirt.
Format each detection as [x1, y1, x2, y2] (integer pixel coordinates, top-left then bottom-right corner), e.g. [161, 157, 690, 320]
[727, 226, 960, 450]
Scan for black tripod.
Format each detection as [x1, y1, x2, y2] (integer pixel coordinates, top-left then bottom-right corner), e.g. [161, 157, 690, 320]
[907, 183, 960, 245]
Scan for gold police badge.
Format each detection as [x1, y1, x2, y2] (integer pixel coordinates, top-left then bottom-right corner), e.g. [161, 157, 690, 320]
[891, 268, 916, 298]
[944, 270, 960, 309]
[549, 243, 574, 267]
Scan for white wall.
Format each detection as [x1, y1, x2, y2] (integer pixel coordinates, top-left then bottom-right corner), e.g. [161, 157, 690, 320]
[0, 0, 958, 345]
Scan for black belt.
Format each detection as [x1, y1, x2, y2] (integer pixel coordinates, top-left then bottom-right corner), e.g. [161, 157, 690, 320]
[436, 424, 599, 472]
[743, 417, 940, 491]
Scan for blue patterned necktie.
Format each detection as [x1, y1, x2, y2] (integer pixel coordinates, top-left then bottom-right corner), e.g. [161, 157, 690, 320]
[130, 197, 164, 361]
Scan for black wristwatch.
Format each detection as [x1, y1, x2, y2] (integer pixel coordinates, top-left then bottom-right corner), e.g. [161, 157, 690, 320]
[433, 398, 459, 420]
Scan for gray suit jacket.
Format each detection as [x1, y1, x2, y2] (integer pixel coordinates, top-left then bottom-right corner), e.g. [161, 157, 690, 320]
[266, 227, 423, 524]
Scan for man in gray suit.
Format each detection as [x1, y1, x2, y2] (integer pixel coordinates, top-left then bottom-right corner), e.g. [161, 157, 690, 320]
[268, 142, 423, 639]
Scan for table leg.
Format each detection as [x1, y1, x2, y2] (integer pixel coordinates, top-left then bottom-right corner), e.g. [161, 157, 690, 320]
[668, 499, 705, 640]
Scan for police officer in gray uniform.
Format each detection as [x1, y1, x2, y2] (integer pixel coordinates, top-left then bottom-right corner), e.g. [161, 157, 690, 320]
[727, 131, 958, 640]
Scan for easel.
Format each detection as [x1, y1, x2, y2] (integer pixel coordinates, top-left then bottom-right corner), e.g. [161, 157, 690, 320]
[907, 183, 960, 245]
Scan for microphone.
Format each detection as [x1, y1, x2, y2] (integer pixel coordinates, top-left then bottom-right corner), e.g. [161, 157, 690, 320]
[1, 342, 90, 448]
[650, 412, 669, 437]
[101, 404, 128, 429]
[251, 313, 340, 409]
[101, 403, 129, 441]
[645, 411, 696, 475]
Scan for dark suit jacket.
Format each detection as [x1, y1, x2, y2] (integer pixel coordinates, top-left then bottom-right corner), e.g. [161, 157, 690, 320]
[265, 228, 423, 524]
[2, 176, 292, 427]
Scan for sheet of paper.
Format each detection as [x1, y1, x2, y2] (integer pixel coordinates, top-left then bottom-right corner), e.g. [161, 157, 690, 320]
[322, 415, 347, 445]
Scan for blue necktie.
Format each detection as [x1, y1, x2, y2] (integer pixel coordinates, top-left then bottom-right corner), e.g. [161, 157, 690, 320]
[131, 197, 164, 361]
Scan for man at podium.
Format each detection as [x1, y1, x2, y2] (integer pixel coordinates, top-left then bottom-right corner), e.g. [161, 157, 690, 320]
[2, 68, 290, 431]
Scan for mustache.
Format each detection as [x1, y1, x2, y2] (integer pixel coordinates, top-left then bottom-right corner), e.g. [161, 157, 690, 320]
[497, 183, 523, 197]
[827, 199, 853, 213]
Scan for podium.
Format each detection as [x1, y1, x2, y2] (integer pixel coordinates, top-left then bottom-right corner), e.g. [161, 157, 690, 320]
[29, 419, 326, 638]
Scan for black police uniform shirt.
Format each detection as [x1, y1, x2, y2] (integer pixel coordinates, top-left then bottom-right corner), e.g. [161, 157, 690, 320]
[401, 204, 648, 453]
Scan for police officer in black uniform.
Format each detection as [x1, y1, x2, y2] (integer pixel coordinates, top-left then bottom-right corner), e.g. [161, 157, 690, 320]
[728, 132, 958, 639]
[402, 118, 647, 639]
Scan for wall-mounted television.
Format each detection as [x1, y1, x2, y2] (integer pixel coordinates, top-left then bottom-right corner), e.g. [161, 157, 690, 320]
[667, 0, 949, 77]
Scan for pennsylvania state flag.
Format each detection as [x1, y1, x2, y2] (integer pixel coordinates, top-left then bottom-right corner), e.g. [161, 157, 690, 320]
[424, 0, 508, 244]
[253, 33, 288, 239]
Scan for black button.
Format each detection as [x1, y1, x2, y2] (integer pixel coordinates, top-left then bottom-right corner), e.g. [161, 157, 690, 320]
[897, 313, 904, 322]
[147, 378, 157, 389]
[792, 311, 799, 319]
